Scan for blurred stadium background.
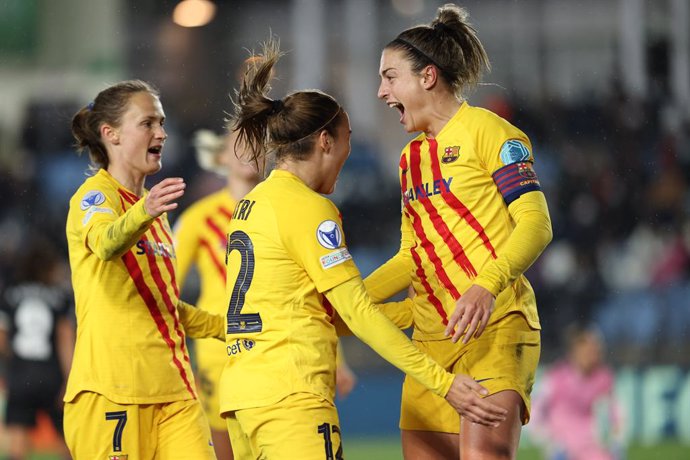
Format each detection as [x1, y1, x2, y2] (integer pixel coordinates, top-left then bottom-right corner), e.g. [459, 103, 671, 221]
[1, 0, 689, 458]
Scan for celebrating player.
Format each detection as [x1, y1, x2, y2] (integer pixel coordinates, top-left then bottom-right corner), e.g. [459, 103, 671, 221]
[367, 3, 553, 458]
[217, 37, 508, 459]
[65, 80, 225, 459]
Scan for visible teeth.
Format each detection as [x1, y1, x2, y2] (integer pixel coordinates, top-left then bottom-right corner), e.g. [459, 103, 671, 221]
[148, 146, 161, 153]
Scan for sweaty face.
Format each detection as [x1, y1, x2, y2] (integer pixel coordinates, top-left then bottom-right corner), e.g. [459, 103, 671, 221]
[109, 92, 167, 178]
[377, 47, 426, 133]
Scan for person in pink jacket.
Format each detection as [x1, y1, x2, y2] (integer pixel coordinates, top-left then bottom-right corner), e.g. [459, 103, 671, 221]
[532, 324, 624, 460]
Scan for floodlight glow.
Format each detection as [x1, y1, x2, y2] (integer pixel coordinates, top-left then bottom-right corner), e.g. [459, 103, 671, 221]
[173, 0, 216, 28]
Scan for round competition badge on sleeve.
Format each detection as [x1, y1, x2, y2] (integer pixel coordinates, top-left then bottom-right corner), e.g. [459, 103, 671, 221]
[499, 140, 531, 165]
[80, 190, 106, 210]
[316, 220, 342, 249]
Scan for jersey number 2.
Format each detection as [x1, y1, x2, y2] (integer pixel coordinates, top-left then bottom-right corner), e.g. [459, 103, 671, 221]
[225, 230, 262, 334]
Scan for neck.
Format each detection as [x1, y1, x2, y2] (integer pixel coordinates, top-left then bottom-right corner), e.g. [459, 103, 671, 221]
[424, 95, 462, 139]
[276, 158, 321, 192]
[107, 165, 146, 196]
[227, 174, 261, 201]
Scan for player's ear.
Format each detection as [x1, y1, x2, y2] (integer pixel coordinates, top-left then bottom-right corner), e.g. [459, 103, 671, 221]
[318, 129, 331, 153]
[421, 65, 438, 90]
[102, 124, 120, 145]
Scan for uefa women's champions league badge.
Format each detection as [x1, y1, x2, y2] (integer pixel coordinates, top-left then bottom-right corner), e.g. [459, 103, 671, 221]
[316, 220, 342, 249]
[499, 140, 531, 165]
[316, 220, 352, 269]
[80, 190, 106, 210]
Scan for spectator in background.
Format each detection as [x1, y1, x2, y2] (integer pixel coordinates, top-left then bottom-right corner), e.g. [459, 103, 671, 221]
[0, 233, 74, 460]
[531, 324, 624, 460]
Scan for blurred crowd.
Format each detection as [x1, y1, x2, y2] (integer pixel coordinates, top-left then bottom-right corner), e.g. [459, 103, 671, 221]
[0, 82, 689, 370]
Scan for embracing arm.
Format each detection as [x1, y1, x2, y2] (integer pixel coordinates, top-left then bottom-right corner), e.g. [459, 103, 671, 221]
[325, 277, 507, 426]
[177, 300, 225, 340]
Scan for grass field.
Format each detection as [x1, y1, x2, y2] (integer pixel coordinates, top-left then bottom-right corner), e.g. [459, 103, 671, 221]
[8, 439, 690, 459]
[344, 437, 690, 460]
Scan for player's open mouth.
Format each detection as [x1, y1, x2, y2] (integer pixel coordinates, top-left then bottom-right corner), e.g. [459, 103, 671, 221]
[148, 146, 162, 155]
[388, 102, 405, 123]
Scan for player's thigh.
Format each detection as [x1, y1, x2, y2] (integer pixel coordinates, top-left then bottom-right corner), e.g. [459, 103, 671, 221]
[156, 398, 216, 460]
[235, 393, 343, 460]
[401, 429, 458, 460]
[64, 391, 154, 460]
[456, 313, 541, 423]
[460, 390, 523, 459]
[400, 339, 461, 434]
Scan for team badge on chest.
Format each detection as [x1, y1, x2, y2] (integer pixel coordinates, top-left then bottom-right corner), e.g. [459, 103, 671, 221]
[442, 145, 461, 164]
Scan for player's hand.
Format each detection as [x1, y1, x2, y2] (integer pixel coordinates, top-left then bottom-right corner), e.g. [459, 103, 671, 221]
[336, 362, 358, 399]
[444, 374, 507, 427]
[444, 284, 494, 344]
[145, 177, 185, 218]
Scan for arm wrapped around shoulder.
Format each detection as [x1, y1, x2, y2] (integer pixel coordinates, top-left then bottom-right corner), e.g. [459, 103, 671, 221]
[177, 300, 225, 340]
[474, 191, 553, 296]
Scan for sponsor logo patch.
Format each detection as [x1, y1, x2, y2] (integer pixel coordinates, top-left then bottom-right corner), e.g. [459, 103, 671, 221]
[80, 190, 106, 210]
[320, 247, 352, 269]
[316, 220, 342, 249]
[499, 140, 531, 165]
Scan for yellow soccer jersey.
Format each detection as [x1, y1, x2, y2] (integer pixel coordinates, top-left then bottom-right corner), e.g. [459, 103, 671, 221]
[65, 169, 199, 404]
[174, 189, 236, 311]
[380, 102, 543, 341]
[219, 170, 360, 412]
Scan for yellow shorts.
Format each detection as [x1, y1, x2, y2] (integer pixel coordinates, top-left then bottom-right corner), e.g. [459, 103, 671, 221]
[195, 339, 227, 431]
[226, 393, 343, 460]
[401, 313, 540, 433]
[64, 391, 215, 460]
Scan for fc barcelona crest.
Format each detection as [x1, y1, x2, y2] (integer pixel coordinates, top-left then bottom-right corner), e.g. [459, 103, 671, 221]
[518, 162, 537, 179]
[442, 146, 460, 164]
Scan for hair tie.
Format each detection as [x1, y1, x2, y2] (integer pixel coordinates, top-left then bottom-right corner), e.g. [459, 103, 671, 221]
[86, 101, 95, 111]
[270, 98, 284, 115]
[433, 22, 453, 35]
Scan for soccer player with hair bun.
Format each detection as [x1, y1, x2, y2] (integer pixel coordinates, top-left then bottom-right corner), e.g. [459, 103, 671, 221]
[369, 3, 552, 458]
[65, 80, 225, 459]
[218, 36, 508, 459]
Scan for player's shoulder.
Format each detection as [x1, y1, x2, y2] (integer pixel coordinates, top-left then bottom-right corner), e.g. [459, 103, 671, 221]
[69, 170, 119, 209]
[257, 173, 339, 219]
[463, 104, 520, 134]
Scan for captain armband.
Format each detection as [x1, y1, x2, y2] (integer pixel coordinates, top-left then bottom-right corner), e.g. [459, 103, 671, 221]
[492, 161, 542, 205]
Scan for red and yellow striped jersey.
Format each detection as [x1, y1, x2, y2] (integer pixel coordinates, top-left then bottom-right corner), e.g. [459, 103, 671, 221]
[65, 169, 198, 404]
[173, 189, 236, 368]
[386, 102, 542, 340]
[174, 189, 235, 313]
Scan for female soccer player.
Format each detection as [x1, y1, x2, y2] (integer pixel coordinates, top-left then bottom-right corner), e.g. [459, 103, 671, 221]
[65, 80, 225, 459]
[217, 37, 508, 459]
[174, 128, 262, 460]
[368, 3, 553, 459]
